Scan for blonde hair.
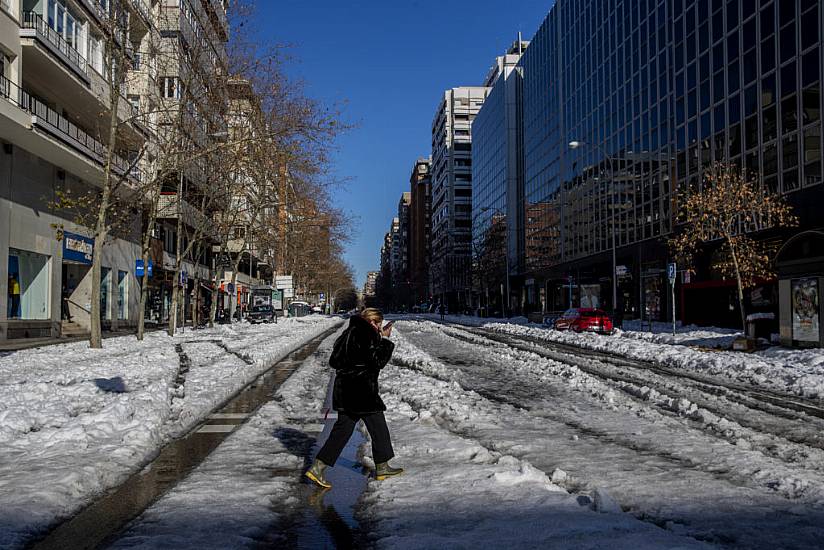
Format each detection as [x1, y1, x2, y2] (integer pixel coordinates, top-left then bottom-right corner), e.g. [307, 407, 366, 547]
[360, 308, 384, 323]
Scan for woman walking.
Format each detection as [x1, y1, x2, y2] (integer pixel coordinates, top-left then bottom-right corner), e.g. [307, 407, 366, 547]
[306, 308, 403, 488]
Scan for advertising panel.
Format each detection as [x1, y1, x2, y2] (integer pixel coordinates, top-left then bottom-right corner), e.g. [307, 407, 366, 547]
[792, 278, 820, 343]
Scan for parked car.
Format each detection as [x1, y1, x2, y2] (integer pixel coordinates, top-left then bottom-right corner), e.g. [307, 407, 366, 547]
[552, 308, 614, 334]
[248, 304, 276, 324]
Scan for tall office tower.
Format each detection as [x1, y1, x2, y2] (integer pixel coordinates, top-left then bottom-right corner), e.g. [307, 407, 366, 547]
[519, 0, 823, 328]
[472, 38, 528, 315]
[408, 157, 431, 305]
[430, 86, 490, 311]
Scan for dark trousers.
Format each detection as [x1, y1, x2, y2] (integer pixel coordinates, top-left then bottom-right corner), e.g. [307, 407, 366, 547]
[316, 411, 394, 466]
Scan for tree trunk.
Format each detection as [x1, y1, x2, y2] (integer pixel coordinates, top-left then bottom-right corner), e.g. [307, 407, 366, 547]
[727, 241, 747, 332]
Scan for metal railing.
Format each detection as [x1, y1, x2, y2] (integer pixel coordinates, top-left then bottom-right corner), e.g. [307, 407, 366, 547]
[0, 74, 140, 182]
[21, 11, 89, 77]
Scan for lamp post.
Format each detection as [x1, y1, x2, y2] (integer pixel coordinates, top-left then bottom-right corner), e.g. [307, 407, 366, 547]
[568, 140, 617, 318]
[481, 206, 510, 318]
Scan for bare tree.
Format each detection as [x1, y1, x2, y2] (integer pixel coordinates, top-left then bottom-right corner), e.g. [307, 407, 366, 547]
[669, 162, 797, 330]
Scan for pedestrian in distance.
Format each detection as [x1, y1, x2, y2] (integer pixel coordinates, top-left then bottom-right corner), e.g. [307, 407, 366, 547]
[305, 308, 403, 489]
[438, 302, 445, 321]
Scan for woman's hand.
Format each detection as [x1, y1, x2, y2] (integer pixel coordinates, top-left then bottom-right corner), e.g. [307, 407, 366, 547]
[381, 325, 393, 338]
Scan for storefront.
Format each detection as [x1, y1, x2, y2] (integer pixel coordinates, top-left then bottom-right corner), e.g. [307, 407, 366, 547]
[7, 248, 50, 321]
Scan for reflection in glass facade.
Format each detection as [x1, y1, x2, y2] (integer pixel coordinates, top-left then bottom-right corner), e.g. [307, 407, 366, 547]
[518, 0, 822, 323]
[472, 42, 527, 313]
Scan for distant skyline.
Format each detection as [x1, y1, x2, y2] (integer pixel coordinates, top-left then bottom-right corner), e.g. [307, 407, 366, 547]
[250, 1, 554, 288]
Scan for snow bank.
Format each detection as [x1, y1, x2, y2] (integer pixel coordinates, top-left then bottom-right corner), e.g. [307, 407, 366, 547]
[0, 317, 339, 549]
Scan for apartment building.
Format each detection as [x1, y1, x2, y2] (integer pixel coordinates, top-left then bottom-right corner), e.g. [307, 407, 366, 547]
[0, 0, 231, 342]
[430, 86, 490, 311]
[363, 270, 378, 298]
[391, 192, 411, 307]
[408, 157, 431, 304]
[0, 0, 152, 341]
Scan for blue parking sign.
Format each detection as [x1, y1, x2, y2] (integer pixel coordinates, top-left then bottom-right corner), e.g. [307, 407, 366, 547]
[667, 262, 677, 283]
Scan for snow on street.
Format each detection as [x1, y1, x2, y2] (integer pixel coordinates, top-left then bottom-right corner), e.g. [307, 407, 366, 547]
[0, 317, 339, 549]
[4, 314, 824, 548]
[367, 318, 824, 548]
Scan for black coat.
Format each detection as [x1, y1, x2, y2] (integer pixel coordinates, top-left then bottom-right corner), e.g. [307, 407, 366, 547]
[331, 315, 395, 414]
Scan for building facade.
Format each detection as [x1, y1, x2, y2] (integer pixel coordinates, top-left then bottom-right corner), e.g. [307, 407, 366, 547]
[472, 39, 528, 316]
[392, 193, 411, 308]
[518, 0, 822, 327]
[0, 0, 231, 342]
[408, 157, 431, 305]
[430, 86, 490, 311]
[1, 0, 153, 340]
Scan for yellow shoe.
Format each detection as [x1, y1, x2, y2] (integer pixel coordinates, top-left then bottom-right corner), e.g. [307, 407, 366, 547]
[375, 461, 404, 480]
[305, 459, 332, 489]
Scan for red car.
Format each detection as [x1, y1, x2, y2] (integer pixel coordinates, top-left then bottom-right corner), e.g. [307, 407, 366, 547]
[553, 308, 614, 334]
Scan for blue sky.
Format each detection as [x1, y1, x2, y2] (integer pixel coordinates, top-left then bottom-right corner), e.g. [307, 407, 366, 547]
[250, 1, 553, 288]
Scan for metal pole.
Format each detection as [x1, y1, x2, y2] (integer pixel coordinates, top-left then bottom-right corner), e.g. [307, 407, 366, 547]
[672, 278, 676, 336]
[504, 212, 510, 318]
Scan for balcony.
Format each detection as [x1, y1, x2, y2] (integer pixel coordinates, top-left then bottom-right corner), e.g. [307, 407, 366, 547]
[157, 193, 209, 230]
[0, 74, 140, 183]
[20, 11, 89, 83]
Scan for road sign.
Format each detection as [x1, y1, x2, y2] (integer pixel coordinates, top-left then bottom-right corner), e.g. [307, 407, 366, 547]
[275, 275, 293, 290]
[180, 270, 188, 286]
[667, 263, 677, 284]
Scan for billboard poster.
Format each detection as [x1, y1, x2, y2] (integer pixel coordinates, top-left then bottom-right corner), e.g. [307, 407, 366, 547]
[792, 278, 820, 343]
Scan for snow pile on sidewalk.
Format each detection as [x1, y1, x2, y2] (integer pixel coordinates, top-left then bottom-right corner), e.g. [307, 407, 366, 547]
[0, 317, 339, 549]
[110, 332, 336, 549]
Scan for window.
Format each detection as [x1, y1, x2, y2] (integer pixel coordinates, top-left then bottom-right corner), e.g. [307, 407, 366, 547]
[117, 270, 128, 320]
[160, 77, 181, 99]
[127, 94, 140, 113]
[7, 249, 50, 320]
[101, 267, 112, 320]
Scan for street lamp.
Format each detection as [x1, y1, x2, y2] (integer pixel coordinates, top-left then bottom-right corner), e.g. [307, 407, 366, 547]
[568, 140, 617, 318]
[480, 206, 510, 318]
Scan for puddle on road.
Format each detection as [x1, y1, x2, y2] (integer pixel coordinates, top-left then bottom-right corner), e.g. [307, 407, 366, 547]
[30, 327, 340, 550]
[277, 377, 370, 549]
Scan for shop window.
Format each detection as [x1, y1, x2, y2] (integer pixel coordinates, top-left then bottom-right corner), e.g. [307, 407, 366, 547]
[7, 249, 50, 320]
[101, 267, 111, 321]
[117, 270, 128, 320]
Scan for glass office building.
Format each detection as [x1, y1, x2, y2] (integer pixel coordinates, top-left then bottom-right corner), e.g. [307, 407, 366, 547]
[472, 42, 527, 315]
[518, 0, 822, 325]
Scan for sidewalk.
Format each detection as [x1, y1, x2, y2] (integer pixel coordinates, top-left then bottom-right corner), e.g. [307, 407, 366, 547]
[0, 316, 341, 550]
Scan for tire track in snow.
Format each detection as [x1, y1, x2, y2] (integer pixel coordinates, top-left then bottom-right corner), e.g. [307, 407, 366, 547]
[388, 321, 824, 549]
